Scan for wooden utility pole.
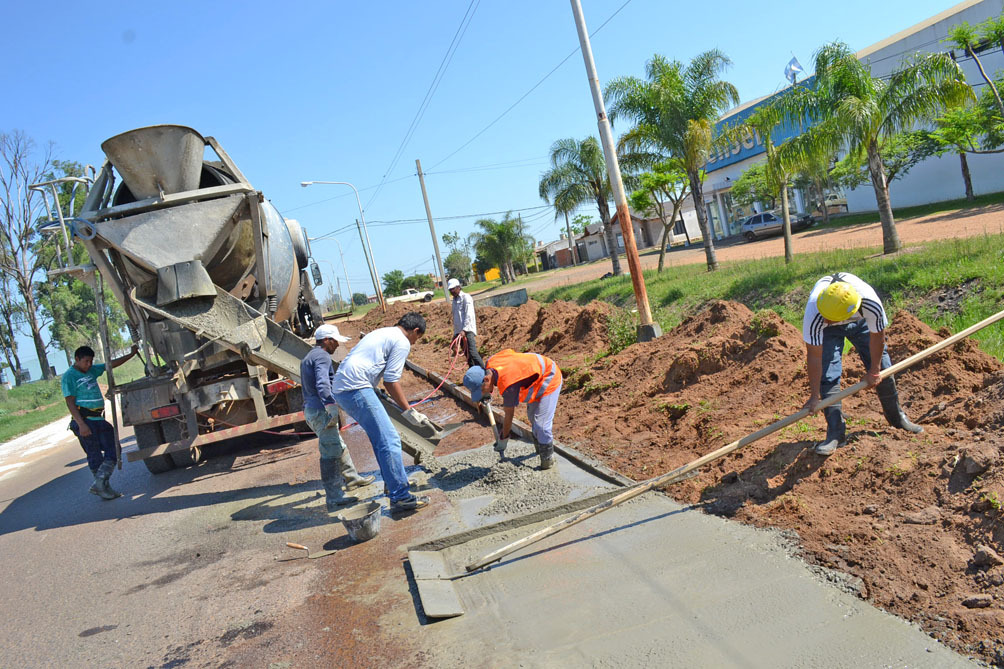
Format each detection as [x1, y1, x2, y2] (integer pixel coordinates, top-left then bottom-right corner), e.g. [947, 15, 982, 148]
[564, 212, 577, 265]
[569, 0, 660, 342]
[416, 159, 448, 298]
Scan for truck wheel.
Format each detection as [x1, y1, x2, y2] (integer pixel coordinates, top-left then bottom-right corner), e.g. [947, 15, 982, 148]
[423, 294, 432, 302]
[134, 422, 176, 474]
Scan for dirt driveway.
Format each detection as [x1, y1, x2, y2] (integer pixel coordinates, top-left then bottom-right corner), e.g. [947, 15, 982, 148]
[486, 203, 1004, 297]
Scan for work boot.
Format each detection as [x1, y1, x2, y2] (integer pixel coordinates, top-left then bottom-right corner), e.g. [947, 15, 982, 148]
[89, 460, 122, 500]
[538, 442, 555, 470]
[814, 406, 846, 456]
[320, 457, 359, 512]
[338, 449, 376, 490]
[390, 495, 430, 514]
[876, 377, 924, 434]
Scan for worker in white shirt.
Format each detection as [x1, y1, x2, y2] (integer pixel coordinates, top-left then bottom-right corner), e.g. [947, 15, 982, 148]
[448, 278, 484, 369]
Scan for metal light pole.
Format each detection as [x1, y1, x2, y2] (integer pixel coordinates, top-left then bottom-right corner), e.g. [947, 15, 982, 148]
[301, 180, 386, 312]
[569, 0, 660, 342]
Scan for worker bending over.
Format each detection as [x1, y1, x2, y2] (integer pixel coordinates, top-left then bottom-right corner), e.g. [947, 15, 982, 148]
[300, 324, 376, 512]
[448, 278, 484, 368]
[332, 313, 432, 513]
[802, 272, 922, 456]
[63, 344, 138, 500]
[463, 349, 562, 469]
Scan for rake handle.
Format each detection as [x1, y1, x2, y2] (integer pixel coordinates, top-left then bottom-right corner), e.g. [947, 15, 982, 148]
[464, 307, 1004, 573]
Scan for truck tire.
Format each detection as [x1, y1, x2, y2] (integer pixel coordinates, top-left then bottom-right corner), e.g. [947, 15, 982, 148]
[423, 294, 432, 302]
[134, 422, 176, 474]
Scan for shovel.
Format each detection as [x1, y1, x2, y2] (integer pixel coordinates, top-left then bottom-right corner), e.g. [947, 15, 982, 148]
[485, 401, 506, 460]
[284, 542, 337, 559]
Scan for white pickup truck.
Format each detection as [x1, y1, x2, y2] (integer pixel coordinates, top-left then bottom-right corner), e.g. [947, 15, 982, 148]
[386, 288, 434, 304]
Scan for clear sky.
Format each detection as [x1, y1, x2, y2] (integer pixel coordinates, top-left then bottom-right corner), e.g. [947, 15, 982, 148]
[3, 0, 959, 377]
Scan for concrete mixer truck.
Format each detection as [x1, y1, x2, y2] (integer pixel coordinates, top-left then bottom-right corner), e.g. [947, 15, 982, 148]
[36, 125, 330, 473]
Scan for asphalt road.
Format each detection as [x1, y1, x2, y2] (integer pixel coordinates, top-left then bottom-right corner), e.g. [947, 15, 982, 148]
[0, 420, 368, 668]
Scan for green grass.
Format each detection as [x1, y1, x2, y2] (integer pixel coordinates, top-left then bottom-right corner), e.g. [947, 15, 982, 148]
[536, 233, 1004, 360]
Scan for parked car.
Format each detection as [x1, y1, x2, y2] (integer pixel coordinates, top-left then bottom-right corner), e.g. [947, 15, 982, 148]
[824, 192, 847, 207]
[386, 287, 434, 304]
[740, 211, 814, 241]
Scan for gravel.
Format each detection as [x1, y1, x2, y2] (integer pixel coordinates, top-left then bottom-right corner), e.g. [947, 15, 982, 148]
[432, 440, 573, 518]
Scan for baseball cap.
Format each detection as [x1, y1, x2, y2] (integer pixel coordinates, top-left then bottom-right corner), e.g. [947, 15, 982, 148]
[447, 278, 461, 290]
[314, 324, 350, 343]
[463, 366, 487, 402]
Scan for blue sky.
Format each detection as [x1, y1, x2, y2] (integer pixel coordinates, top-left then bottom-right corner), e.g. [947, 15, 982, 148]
[3, 0, 957, 377]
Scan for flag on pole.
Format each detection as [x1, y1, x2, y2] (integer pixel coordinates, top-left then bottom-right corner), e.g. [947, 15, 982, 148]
[784, 56, 803, 85]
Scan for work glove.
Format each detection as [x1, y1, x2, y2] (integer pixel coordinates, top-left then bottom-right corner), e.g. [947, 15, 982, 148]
[494, 437, 508, 454]
[402, 407, 432, 428]
[324, 405, 340, 429]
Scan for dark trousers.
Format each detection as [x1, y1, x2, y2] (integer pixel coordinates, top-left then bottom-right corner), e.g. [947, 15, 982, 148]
[820, 320, 892, 432]
[461, 331, 484, 369]
[70, 418, 117, 474]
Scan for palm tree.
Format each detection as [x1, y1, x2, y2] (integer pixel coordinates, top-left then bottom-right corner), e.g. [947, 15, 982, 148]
[538, 137, 622, 276]
[471, 213, 531, 284]
[783, 42, 971, 253]
[606, 51, 740, 272]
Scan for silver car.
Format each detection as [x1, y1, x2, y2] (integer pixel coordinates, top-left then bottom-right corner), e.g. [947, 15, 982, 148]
[741, 211, 813, 241]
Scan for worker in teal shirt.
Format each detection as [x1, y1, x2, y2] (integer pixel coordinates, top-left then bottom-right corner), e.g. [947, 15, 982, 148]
[62, 344, 138, 500]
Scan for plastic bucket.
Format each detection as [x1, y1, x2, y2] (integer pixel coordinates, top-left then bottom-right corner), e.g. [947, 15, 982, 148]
[338, 501, 382, 543]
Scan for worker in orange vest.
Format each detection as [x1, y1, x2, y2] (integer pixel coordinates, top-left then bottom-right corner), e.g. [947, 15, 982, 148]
[463, 349, 563, 469]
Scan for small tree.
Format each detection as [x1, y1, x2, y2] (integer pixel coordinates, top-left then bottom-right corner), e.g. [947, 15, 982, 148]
[946, 20, 1004, 116]
[627, 160, 692, 272]
[352, 292, 368, 306]
[402, 273, 434, 291]
[730, 162, 777, 211]
[444, 249, 472, 283]
[382, 269, 405, 296]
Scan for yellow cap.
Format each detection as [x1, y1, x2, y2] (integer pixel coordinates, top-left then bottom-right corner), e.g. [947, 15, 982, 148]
[817, 281, 861, 322]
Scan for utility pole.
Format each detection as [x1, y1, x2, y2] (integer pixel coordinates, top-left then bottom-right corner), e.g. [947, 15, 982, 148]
[416, 159, 448, 300]
[336, 276, 343, 311]
[569, 0, 660, 342]
[356, 218, 385, 312]
[564, 212, 577, 265]
[332, 237, 352, 310]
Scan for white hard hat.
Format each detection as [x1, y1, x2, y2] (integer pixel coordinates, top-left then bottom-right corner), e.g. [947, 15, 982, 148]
[447, 278, 461, 290]
[314, 324, 350, 343]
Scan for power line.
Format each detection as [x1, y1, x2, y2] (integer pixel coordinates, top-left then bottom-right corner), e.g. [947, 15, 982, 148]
[429, 0, 636, 170]
[364, 0, 481, 212]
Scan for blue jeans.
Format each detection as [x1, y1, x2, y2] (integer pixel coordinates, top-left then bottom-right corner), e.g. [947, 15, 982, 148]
[525, 379, 562, 444]
[331, 387, 414, 503]
[304, 405, 346, 459]
[820, 320, 891, 430]
[70, 418, 117, 474]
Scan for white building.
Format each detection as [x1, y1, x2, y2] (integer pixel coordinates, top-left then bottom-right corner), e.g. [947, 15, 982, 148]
[687, 0, 1004, 242]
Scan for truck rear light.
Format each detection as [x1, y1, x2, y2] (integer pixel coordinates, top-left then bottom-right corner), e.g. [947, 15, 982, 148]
[265, 379, 296, 395]
[151, 404, 182, 420]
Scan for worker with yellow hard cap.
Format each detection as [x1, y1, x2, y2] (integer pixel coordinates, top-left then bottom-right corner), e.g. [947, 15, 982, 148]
[802, 272, 922, 456]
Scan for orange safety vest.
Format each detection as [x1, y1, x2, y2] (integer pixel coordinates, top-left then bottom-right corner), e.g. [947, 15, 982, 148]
[486, 349, 562, 404]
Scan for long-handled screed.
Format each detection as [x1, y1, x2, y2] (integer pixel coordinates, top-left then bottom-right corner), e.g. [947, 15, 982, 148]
[463, 306, 1004, 574]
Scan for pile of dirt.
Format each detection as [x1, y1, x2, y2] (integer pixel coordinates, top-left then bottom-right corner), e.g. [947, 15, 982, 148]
[348, 296, 1004, 665]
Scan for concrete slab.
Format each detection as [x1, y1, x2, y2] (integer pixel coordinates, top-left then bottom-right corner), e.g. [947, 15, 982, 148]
[411, 445, 975, 668]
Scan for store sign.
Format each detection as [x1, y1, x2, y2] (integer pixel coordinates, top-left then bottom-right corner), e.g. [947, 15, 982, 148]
[706, 80, 816, 173]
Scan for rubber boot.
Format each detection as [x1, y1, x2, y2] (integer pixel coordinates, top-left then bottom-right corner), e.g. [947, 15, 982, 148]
[538, 442, 555, 470]
[876, 377, 924, 434]
[338, 449, 375, 491]
[89, 460, 122, 500]
[814, 406, 846, 456]
[320, 457, 358, 512]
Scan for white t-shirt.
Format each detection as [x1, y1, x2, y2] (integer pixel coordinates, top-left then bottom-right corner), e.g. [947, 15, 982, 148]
[802, 272, 887, 346]
[332, 326, 411, 392]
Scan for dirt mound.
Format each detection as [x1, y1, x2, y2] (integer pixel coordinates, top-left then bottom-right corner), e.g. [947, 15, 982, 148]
[351, 298, 612, 373]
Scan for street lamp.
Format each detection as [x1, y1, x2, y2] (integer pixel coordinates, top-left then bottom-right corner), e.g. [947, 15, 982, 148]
[301, 180, 386, 312]
[314, 253, 351, 311]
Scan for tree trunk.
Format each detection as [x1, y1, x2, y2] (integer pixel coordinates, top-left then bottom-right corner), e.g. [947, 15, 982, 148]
[564, 213, 577, 266]
[17, 275, 53, 380]
[597, 197, 622, 276]
[780, 180, 793, 264]
[969, 47, 1004, 116]
[865, 140, 902, 254]
[688, 170, 718, 271]
[816, 180, 830, 225]
[658, 225, 671, 273]
[959, 152, 974, 201]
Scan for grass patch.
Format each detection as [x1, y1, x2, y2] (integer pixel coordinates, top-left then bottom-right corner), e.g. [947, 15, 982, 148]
[535, 233, 1004, 360]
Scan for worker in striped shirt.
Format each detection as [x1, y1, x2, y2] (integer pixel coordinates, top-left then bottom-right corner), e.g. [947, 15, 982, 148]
[802, 272, 922, 456]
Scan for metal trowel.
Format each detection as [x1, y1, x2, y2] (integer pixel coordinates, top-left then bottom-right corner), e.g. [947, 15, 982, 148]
[284, 542, 337, 559]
